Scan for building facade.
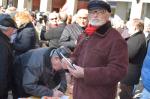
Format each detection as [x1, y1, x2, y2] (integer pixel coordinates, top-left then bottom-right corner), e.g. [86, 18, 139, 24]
[0, 0, 150, 22]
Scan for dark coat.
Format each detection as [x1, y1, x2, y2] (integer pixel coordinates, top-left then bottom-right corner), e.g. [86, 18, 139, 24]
[59, 22, 85, 50]
[72, 22, 128, 99]
[0, 30, 13, 97]
[13, 48, 67, 98]
[121, 31, 147, 85]
[13, 22, 37, 56]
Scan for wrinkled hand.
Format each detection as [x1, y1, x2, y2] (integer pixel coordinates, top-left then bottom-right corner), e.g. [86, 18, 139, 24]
[53, 89, 64, 97]
[67, 64, 84, 78]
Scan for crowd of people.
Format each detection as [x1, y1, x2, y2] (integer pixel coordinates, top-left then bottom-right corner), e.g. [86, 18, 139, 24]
[0, 0, 150, 99]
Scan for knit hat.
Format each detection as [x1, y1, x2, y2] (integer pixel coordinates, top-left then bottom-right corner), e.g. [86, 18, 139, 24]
[88, 0, 111, 13]
[0, 14, 17, 28]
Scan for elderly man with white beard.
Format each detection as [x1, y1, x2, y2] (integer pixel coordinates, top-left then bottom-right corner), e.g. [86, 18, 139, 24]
[62, 1, 128, 99]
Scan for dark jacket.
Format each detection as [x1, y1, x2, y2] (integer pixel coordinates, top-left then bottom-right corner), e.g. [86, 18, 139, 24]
[13, 47, 67, 98]
[0, 30, 13, 97]
[72, 22, 128, 99]
[13, 22, 37, 56]
[59, 22, 85, 50]
[44, 23, 66, 48]
[121, 31, 147, 85]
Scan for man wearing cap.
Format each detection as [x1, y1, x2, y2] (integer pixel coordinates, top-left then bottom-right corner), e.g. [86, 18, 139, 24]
[12, 47, 71, 99]
[0, 14, 17, 99]
[62, 0, 128, 99]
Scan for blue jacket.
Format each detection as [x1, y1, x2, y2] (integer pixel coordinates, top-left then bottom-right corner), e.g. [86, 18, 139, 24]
[142, 42, 150, 92]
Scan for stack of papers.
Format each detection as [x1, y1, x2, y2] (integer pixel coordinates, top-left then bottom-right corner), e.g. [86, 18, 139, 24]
[60, 95, 69, 99]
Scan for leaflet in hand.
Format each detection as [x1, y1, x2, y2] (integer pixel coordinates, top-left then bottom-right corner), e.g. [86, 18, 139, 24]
[59, 52, 76, 70]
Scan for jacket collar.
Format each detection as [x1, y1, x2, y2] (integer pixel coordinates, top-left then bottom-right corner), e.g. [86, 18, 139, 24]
[18, 22, 33, 29]
[130, 31, 143, 37]
[74, 22, 86, 31]
[43, 47, 56, 70]
[0, 30, 10, 41]
[95, 21, 112, 37]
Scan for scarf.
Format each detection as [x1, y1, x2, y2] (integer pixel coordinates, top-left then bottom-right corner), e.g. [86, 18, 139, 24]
[84, 24, 98, 36]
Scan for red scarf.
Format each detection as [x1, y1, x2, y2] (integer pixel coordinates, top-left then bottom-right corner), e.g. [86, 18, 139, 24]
[85, 24, 98, 36]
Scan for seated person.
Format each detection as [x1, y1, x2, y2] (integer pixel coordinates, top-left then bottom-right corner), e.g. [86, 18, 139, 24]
[12, 46, 71, 99]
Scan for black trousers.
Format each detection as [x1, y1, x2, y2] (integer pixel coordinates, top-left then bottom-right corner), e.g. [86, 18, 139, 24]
[0, 93, 8, 99]
[119, 83, 134, 99]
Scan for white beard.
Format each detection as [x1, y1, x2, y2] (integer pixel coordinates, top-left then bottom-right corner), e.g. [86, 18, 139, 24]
[89, 19, 106, 26]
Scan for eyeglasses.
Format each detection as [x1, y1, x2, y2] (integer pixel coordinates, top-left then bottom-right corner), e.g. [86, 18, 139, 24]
[78, 17, 88, 20]
[89, 10, 106, 15]
[49, 18, 57, 20]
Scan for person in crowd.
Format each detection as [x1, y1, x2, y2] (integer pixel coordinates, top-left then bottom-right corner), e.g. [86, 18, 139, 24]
[62, 1, 128, 99]
[5, 6, 17, 18]
[59, 9, 88, 51]
[35, 12, 48, 41]
[113, 20, 130, 40]
[44, 12, 67, 48]
[144, 23, 150, 45]
[12, 46, 71, 99]
[66, 15, 72, 24]
[140, 41, 150, 99]
[13, 11, 38, 56]
[0, 6, 5, 13]
[30, 11, 37, 27]
[58, 11, 68, 25]
[119, 18, 147, 99]
[0, 14, 17, 99]
[40, 12, 58, 40]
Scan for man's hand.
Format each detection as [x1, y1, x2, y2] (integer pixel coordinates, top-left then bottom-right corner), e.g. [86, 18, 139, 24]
[53, 89, 64, 97]
[61, 58, 84, 78]
[61, 58, 72, 69]
[67, 64, 84, 78]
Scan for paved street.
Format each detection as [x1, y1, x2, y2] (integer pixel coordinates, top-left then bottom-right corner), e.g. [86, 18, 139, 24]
[7, 81, 143, 99]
